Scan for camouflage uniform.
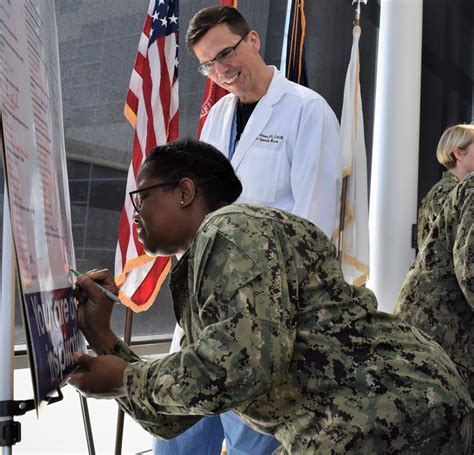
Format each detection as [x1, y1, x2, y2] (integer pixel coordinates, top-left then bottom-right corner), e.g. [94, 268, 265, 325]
[396, 173, 474, 399]
[417, 171, 459, 249]
[111, 205, 471, 453]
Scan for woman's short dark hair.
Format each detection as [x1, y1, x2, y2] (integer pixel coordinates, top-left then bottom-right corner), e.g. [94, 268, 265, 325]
[142, 138, 243, 211]
[186, 6, 251, 53]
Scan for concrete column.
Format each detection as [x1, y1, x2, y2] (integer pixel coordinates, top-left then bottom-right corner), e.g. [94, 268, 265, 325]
[368, 0, 423, 312]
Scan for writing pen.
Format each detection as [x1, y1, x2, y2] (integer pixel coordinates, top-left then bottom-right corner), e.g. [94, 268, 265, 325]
[69, 269, 122, 304]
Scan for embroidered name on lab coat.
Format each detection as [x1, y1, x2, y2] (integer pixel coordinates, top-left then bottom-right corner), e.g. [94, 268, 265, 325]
[256, 133, 284, 145]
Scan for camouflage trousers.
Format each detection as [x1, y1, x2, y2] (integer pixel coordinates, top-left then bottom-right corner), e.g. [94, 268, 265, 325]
[272, 411, 473, 454]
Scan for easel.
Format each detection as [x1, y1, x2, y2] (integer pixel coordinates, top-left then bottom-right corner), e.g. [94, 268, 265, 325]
[0, 198, 93, 453]
[0, 120, 95, 453]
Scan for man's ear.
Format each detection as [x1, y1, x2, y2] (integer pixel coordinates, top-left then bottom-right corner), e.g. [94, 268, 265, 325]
[247, 30, 261, 53]
[178, 178, 197, 208]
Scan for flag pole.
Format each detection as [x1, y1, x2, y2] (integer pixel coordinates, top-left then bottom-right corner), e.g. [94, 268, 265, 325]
[337, 0, 367, 262]
[337, 179, 348, 261]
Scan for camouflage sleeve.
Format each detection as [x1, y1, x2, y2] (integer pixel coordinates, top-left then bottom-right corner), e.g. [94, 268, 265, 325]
[102, 337, 202, 438]
[453, 190, 474, 308]
[418, 194, 444, 249]
[119, 231, 295, 435]
[116, 388, 202, 439]
[416, 174, 459, 249]
[417, 198, 432, 249]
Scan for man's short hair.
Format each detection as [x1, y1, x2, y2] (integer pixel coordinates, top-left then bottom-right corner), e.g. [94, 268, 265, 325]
[186, 6, 251, 53]
[436, 124, 474, 169]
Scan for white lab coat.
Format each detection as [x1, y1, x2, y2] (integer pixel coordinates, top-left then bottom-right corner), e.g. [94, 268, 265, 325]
[201, 67, 342, 238]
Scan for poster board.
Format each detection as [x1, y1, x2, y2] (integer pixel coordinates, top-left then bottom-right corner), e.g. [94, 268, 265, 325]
[0, 0, 85, 409]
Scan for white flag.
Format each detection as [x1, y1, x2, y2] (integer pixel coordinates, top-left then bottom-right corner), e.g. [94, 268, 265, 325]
[338, 25, 369, 286]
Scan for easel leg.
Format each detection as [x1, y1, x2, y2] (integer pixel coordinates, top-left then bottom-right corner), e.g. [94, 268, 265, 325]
[79, 394, 96, 455]
[1, 191, 16, 455]
[114, 307, 134, 455]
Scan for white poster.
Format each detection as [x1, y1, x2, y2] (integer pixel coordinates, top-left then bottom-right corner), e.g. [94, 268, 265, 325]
[0, 0, 85, 408]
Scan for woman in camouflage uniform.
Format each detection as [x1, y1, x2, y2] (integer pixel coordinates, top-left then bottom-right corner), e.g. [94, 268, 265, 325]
[397, 172, 473, 399]
[417, 123, 474, 248]
[70, 139, 472, 454]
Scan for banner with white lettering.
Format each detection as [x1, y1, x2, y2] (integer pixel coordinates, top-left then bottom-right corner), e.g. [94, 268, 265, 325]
[24, 289, 84, 401]
[0, 0, 85, 408]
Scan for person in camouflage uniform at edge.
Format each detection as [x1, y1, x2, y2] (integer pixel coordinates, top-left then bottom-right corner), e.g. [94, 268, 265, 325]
[417, 123, 474, 249]
[69, 139, 472, 454]
[396, 172, 474, 401]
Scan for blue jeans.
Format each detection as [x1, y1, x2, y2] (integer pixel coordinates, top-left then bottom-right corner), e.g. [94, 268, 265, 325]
[153, 411, 280, 455]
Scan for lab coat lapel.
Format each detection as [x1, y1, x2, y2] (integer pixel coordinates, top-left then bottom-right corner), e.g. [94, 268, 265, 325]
[231, 68, 287, 172]
[218, 96, 238, 149]
[231, 101, 272, 171]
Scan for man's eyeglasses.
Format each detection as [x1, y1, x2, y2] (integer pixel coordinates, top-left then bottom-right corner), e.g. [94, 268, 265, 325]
[197, 33, 248, 77]
[129, 180, 180, 213]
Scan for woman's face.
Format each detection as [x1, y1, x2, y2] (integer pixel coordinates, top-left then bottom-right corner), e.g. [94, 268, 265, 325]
[460, 140, 474, 175]
[133, 172, 187, 256]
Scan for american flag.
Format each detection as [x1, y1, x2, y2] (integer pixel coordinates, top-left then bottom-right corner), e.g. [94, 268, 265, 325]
[115, 0, 179, 312]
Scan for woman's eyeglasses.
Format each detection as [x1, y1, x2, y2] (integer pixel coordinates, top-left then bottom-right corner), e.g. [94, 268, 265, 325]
[129, 180, 180, 212]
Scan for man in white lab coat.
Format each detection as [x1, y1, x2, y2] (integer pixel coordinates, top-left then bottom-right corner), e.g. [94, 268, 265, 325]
[154, 5, 342, 455]
[194, 8, 342, 238]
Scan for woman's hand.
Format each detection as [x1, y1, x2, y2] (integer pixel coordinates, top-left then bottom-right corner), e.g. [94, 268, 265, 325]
[68, 352, 128, 399]
[73, 269, 119, 353]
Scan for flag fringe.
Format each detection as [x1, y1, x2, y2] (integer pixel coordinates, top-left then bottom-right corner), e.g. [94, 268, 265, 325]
[124, 103, 137, 128]
[117, 260, 172, 312]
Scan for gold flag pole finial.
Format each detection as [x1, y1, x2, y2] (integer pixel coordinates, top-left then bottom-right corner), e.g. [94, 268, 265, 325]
[352, 0, 367, 26]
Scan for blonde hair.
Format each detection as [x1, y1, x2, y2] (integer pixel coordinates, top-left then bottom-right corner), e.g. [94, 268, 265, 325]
[436, 123, 474, 169]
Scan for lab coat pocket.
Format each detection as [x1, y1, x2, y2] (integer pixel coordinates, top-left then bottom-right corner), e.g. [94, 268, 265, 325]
[238, 146, 283, 204]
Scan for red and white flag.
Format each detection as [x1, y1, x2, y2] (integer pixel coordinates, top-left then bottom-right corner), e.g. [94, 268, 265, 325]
[115, 0, 179, 312]
[196, 0, 236, 138]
